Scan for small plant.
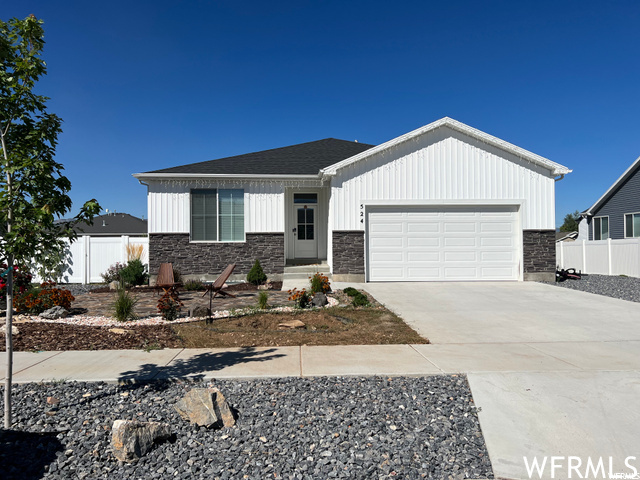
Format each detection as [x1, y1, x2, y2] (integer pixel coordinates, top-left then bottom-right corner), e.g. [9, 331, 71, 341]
[14, 282, 75, 315]
[101, 262, 127, 284]
[288, 288, 311, 308]
[112, 287, 138, 322]
[157, 292, 184, 321]
[184, 279, 205, 291]
[342, 287, 370, 307]
[125, 244, 145, 262]
[119, 259, 149, 287]
[257, 291, 269, 310]
[309, 272, 331, 295]
[172, 266, 183, 284]
[351, 292, 370, 307]
[343, 287, 359, 297]
[247, 259, 267, 285]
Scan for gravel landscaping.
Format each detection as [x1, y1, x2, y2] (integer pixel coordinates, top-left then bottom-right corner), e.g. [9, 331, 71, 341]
[545, 274, 640, 303]
[0, 376, 493, 479]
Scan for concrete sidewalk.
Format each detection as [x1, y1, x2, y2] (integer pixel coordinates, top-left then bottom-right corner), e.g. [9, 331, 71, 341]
[4, 339, 639, 384]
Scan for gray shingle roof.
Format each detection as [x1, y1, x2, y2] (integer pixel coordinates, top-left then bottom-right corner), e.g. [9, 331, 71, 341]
[145, 138, 375, 176]
[74, 213, 147, 236]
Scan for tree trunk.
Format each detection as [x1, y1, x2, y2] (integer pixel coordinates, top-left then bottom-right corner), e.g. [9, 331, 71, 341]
[4, 257, 13, 429]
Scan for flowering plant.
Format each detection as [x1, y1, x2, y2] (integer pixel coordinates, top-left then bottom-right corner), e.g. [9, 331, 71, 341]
[157, 292, 183, 321]
[0, 264, 33, 303]
[309, 272, 331, 295]
[288, 288, 311, 308]
[14, 281, 74, 315]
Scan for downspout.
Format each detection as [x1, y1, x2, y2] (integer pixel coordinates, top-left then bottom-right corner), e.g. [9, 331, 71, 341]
[554, 174, 565, 182]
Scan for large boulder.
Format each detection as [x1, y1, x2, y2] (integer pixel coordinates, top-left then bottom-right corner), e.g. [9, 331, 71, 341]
[111, 419, 171, 463]
[39, 306, 69, 320]
[174, 388, 235, 428]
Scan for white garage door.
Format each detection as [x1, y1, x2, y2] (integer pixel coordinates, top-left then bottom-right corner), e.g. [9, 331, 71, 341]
[367, 205, 520, 281]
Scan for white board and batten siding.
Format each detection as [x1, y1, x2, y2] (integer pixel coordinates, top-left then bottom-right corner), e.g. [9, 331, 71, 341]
[147, 181, 285, 234]
[329, 128, 556, 231]
[367, 205, 520, 281]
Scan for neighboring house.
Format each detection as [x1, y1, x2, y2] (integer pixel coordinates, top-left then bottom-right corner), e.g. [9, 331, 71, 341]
[556, 231, 578, 242]
[134, 117, 571, 283]
[74, 212, 148, 237]
[580, 155, 640, 241]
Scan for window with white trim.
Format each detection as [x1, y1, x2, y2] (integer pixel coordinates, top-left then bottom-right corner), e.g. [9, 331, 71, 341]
[593, 216, 609, 240]
[191, 189, 244, 242]
[625, 213, 640, 238]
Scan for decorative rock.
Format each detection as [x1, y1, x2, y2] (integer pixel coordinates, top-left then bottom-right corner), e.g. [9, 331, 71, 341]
[312, 292, 328, 307]
[191, 306, 211, 318]
[111, 419, 171, 463]
[257, 280, 274, 291]
[278, 319, 305, 329]
[109, 281, 120, 291]
[108, 328, 128, 335]
[174, 388, 235, 428]
[0, 324, 19, 336]
[39, 306, 69, 320]
[46, 396, 60, 406]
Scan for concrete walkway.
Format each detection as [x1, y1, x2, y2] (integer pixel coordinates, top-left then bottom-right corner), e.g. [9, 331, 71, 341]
[2, 282, 639, 479]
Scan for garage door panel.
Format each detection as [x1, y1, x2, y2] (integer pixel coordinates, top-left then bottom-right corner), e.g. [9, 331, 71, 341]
[370, 222, 403, 233]
[407, 268, 441, 279]
[444, 223, 476, 233]
[370, 237, 404, 248]
[480, 222, 513, 233]
[444, 251, 477, 262]
[480, 237, 513, 247]
[407, 237, 440, 247]
[481, 251, 514, 262]
[367, 205, 520, 282]
[444, 237, 477, 247]
[407, 223, 439, 233]
[407, 252, 440, 262]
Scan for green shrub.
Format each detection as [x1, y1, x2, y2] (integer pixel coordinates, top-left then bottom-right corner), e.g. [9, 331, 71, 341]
[247, 259, 267, 285]
[184, 279, 205, 291]
[119, 259, 148, 286]
[101, 262, 127, 284]
[112, 288, 138, 321]
[309, 272, 331, 295]
[172, 266, 182, 284]
[157, 292, 183, 321]
[343, 287, 359, 297]
[351, 292, 370, 307]
[257, 291, 269, 309]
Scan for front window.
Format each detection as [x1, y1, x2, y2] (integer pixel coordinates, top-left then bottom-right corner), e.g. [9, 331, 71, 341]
[625, 213, 640, 238]
[191, 189, 244, 241]
[593, 216, 609, 240]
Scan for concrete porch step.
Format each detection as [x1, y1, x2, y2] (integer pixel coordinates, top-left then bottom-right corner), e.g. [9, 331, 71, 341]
[282, 261, 331, 289]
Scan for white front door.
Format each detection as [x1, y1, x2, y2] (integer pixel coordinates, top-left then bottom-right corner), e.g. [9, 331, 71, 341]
[294, 204, 317, 258]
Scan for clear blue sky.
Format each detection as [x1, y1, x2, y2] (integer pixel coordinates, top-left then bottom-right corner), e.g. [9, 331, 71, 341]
[5, 0, 640, 226]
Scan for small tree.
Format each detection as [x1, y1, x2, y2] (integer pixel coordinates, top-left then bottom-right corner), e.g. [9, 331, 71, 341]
[559, 210, 581, 232]
[1, 15, 101, 428]
[246, 259, 267, 285]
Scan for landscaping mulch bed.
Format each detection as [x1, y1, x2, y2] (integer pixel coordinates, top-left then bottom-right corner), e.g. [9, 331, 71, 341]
[1, 323, 183, 352]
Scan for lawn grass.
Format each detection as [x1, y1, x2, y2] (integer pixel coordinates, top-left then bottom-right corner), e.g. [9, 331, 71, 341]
[171, 306, 428, 348]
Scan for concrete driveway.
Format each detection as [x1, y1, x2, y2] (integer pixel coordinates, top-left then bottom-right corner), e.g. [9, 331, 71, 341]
[355, 281, 640, 480]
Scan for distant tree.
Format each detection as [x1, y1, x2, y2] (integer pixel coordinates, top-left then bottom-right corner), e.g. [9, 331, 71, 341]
[0, 15, 101, 428]
[559, 210, 581, 232]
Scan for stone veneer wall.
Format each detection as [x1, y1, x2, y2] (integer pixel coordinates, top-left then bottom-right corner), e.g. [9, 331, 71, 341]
[149, 233, 284, 277]
[332, 231, 365, 277]
[522, 229, 556, 281]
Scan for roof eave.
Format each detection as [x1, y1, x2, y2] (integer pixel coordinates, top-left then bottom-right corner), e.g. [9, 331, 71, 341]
[581, 154, 640, 217]
[133, 173, 321, 181]
[321, 117, 571, 177]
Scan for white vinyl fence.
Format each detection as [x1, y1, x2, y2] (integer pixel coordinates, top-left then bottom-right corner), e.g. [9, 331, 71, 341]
[33, 236, 149, 284]
[557, 238, 640, 278]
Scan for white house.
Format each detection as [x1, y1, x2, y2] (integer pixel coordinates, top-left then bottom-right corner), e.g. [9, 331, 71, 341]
[134, 117, 571, 283]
